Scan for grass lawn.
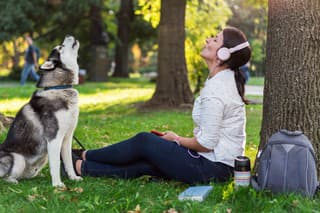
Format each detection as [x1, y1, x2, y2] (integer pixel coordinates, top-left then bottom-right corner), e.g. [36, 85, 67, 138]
[247, 76, 264, 86]
[0, 78, 319, 212]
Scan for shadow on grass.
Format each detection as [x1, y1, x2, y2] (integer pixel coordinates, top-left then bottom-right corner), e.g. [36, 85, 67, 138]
[72, 100, 193, 149]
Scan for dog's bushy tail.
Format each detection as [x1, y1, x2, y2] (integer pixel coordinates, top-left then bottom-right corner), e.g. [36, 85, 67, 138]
[0, 151, 13, 177]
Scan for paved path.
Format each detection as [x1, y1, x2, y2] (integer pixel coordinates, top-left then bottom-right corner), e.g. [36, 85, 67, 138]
[0, 82, 20, 88]
[245, 85, 264, 96]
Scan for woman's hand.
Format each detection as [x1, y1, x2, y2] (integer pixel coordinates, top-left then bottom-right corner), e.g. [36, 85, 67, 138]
[161, 131, 179, 141]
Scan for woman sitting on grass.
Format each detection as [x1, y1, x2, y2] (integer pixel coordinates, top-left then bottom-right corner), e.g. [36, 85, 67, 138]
[72, 26, 251, 184]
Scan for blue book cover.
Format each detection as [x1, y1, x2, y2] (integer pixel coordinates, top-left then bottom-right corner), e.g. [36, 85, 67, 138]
[178, 185, 213, 202]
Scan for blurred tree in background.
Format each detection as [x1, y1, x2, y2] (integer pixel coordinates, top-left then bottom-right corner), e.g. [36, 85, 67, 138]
[145, 0, 194, 107]
[88, 0, 109, 81]
[0, 0, 112, 81]
[0, 0, 267, 89]
[112, 0, 134, 78]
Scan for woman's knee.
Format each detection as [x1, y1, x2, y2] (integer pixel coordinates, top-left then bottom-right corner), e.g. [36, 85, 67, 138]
[133, 132, 157, 146]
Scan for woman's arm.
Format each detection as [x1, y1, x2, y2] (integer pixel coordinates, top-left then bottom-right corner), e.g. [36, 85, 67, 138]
[161, 131, 211, 152]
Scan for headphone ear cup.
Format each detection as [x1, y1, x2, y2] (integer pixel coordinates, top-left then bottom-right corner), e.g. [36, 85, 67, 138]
[217, 47, 231, 61]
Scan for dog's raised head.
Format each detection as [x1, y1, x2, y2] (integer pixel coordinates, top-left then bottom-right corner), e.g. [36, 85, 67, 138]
[37, 35, 80, 88]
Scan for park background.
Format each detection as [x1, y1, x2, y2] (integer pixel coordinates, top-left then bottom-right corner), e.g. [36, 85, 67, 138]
[1, 0, 320, 212]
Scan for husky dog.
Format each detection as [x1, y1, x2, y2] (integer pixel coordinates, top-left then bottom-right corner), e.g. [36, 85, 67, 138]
[0, 36, 82, 187]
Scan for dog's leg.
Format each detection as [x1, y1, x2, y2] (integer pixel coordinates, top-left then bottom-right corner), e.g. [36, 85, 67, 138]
[61, 131, 82, 181]
[47, 138, 65, 187]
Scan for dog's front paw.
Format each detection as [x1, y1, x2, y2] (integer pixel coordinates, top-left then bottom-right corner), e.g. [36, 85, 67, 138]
[52, 181, 66, 188]
[69, 175, 82, 181]
[5, 177, 19, 184]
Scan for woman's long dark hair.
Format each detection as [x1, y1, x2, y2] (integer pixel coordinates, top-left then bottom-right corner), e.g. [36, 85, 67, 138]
[222, 27, 251, 104]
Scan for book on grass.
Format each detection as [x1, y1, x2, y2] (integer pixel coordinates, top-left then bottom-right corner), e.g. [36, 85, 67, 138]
[178, 185, 213, 202]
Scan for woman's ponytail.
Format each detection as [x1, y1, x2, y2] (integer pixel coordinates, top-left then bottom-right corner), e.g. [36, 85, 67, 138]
[234, 68, 248, 104]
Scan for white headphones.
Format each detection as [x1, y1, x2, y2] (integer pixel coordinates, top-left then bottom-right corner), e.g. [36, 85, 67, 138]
[217, 41, 250, 61]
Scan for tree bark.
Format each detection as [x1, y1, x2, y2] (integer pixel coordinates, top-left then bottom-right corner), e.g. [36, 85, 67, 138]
[113, 0, 134, 78]
[145, 0, 193, 108]
[89, 0, 109, 82]
[12, 40, 20, 68]
[259, 0, 320, 173]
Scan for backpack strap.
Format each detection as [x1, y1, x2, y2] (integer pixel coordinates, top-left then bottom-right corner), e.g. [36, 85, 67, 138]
[250, 175, 262, 191]
[315, 183, 320, 195]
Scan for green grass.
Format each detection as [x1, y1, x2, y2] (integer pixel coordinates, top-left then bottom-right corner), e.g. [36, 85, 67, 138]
[0, 78, 319, 212]
[247, 76, 264, 86]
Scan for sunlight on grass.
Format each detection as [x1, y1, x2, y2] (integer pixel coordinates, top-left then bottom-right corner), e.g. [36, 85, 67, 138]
[0, 98, 29, 115]
[0, 87, 154, 115]
[79, 88, 153, 111]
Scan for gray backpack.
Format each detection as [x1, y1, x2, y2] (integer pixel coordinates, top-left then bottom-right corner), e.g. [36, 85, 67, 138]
[251, 129, 319, 197]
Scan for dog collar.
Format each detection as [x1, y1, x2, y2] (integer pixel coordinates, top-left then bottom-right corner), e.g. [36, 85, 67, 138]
[44, 85, 73, 91]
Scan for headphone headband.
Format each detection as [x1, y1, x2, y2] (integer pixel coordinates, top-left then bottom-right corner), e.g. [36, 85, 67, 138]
[229, 41, 250, 54]
[217, 41, 250, 61]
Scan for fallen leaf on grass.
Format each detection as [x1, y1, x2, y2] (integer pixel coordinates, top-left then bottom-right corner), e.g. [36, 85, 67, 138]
[163, 208, 178, 213]
[128, 204, 141, 213]
[292, 200, 299, 207]
[54, 186, 68, 193]
[27, 194, 37, 202]
[70, 187, 84, 193]
[53, 187, 83, 193]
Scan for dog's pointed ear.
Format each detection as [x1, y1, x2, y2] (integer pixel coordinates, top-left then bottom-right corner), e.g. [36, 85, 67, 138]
[40, 61, 55, 71]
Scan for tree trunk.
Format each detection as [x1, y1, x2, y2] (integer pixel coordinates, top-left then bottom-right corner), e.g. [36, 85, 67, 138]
[258, 0, 320, 173]
[12, 40, 20, 69]
[113, 0, 134, 78]
[89, 1, 109, 82]
[145, 0, 193, 108]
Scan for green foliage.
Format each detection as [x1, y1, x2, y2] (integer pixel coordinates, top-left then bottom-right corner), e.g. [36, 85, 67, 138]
[0, 78, 319, 212]
[0, 0, 122, 73]
[185, 0, 231, 92]
[0, 0, 92, 42]
[226, 0, 268, 76]
[136, 0, 161, 28]
[0, 0, 43, 41]
[8, 66, 22, 81]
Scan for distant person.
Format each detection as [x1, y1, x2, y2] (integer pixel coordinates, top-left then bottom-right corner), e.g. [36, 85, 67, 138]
[239, 62, 250, 84]
[20, 36, 40, 85]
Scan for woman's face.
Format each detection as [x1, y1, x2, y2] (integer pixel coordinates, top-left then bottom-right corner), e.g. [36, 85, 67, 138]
[200, 32, 224, 62]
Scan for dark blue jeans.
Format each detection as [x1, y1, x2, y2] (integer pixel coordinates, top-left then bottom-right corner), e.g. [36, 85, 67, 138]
[81, 132, 233, 184]
[20, 62, 39, 85]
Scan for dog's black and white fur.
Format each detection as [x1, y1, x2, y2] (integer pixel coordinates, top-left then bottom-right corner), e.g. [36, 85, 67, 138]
[0, 36, 82, 187]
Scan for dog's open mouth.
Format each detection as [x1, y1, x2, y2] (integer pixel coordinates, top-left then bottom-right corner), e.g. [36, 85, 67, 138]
[72, 39, 78, 49]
